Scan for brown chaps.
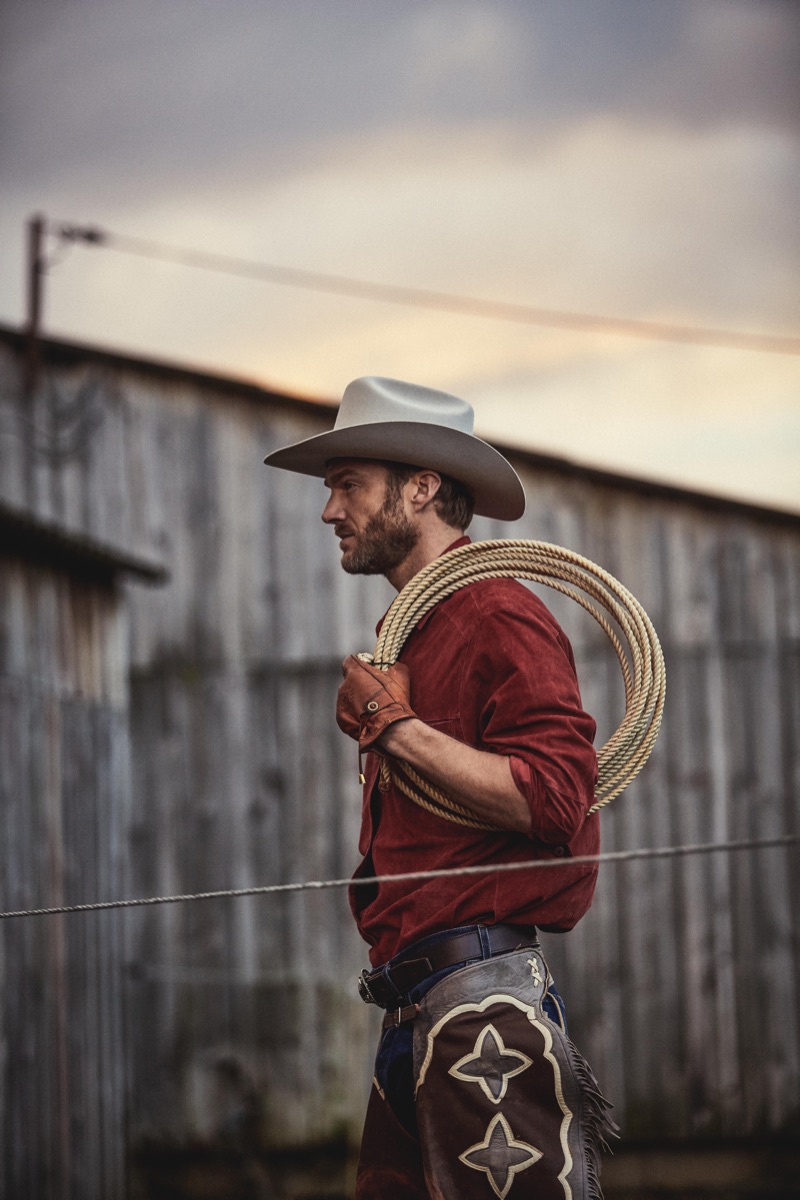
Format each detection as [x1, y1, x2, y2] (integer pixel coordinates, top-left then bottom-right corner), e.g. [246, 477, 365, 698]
[356, 948, 616, 1199]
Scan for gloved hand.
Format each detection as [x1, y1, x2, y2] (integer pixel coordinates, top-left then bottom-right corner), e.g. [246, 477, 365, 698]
[336, 656, 415, 750]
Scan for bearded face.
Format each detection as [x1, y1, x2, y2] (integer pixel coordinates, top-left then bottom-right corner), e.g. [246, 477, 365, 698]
[339, 476, 420, 576]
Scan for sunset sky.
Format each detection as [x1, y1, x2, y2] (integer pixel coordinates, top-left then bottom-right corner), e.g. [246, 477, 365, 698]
[2, 0, 798, 510]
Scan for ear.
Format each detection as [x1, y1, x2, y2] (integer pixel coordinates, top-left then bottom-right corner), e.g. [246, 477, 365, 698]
[408, 470, 442, 513]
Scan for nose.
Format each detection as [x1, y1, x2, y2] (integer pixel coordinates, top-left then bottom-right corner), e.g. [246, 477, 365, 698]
[321, 492, 342, 525]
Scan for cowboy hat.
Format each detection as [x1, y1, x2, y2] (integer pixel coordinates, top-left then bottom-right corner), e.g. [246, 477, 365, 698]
[263, 376, 525, 520]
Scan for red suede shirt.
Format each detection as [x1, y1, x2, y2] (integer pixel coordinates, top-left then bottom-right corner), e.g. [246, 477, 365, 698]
[350, 538, 600, 966]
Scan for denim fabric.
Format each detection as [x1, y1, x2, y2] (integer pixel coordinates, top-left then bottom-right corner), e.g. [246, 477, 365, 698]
[372, 925, 565, 1136]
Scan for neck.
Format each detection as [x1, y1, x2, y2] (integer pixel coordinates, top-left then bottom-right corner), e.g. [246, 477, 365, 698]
[386, 526, 463, 592]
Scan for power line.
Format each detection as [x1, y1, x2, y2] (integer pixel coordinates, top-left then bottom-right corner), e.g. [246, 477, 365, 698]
[57, 223, 800, 357]
[1, 835, 796, 921]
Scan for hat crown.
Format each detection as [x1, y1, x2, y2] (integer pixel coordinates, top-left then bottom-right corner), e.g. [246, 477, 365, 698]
[336, 377, 474, 435]
[263, 374, 525, 521]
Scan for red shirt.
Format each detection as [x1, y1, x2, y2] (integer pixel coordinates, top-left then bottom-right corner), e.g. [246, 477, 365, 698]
[350, 538, 600, 965]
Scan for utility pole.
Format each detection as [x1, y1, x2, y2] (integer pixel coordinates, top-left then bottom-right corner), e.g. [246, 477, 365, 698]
[23, 212, 46, 401]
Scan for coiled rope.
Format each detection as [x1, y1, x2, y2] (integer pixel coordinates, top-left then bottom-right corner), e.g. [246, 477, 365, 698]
[364, 539, 666, 829]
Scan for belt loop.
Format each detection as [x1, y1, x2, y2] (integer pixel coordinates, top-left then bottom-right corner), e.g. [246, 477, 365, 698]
[380, 963, 402, 1007]
[477, 924, 492, 958]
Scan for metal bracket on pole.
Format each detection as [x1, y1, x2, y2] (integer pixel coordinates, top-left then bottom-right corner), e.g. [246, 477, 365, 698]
[23, 213, 46, 402]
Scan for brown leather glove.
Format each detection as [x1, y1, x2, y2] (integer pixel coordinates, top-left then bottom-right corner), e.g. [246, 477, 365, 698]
[336, 656, 414, 750]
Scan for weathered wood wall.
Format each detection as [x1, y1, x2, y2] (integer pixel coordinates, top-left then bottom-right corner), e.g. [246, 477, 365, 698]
[1, 327, 798, 1194]
[0, 555, 129, 1199]
[531, 500, 800, 1139]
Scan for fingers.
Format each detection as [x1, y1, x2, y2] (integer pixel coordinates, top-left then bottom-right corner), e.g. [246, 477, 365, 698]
[336, 656, 414, 749]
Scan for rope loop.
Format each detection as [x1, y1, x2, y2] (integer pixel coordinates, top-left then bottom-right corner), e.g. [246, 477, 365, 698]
[371, 539, 666, 826]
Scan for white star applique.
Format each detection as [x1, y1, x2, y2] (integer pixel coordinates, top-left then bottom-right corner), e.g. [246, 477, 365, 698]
[449, 1024, 532, 1103]
[459, 1112, 543, 1199]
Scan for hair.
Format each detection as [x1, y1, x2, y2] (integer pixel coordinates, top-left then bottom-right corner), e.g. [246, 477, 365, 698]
[384, 461, 475, 532]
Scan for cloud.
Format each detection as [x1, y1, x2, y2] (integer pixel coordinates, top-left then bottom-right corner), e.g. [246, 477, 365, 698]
[1, 0, 797, 509]
[2, 0, 797, 199]
[20, 109, 797, 510]
[50, 113, 794, 330]
[472, 341, 800, 508]
[18, 110, 797, 364]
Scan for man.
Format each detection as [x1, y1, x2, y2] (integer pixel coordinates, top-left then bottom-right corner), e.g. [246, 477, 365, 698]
[265, 377, 615, 1199]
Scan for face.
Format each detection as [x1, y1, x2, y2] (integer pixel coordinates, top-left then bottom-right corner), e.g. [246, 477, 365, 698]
[321, 460, 419, 576]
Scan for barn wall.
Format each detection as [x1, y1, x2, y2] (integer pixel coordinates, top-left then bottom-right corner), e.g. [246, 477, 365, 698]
[119, 373, 384, 1151]
[0, 556, 129, 1199]
[0, 331, 798, 1191]
[528, 503, 800, 1139]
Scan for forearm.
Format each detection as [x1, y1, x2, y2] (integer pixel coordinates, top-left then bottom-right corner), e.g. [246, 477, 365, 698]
[378, 718, 532, 834]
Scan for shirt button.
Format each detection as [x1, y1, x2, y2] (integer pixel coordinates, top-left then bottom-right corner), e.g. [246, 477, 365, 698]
[552, 846, 567, 857]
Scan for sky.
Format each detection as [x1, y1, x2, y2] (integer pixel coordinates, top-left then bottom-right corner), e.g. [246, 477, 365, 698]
[1, 0, 799, 511]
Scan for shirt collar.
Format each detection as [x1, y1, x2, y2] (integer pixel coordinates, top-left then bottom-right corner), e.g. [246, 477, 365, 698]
[375, 535, 472, 636]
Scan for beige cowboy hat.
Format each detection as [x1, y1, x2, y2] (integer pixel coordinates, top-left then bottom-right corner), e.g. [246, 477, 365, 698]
[263, 376, 525, 520]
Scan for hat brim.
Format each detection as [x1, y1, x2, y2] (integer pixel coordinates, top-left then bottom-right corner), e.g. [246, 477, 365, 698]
[263, 421, 525, 521]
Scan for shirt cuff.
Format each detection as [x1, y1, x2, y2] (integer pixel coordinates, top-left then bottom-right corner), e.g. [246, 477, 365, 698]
[509, 754, 588, 844]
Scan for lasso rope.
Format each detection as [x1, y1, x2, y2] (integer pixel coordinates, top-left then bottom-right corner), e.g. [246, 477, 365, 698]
[364, 539, 666, 828]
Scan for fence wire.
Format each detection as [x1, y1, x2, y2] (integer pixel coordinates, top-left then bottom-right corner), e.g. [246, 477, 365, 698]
[1, 835, 796, 921]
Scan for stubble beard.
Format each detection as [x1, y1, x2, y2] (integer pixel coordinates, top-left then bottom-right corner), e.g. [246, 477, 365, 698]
[340, 490, 419, 576]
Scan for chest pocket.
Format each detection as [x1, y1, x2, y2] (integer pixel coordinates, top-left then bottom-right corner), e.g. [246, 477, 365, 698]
[420, 714, 463, 742]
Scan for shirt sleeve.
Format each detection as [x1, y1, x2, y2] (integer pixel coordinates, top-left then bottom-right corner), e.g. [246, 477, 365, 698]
[461, 591, 598, 844]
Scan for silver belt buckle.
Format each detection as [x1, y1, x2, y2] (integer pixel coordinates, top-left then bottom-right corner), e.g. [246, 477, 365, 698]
[357, 968, 378, 1005]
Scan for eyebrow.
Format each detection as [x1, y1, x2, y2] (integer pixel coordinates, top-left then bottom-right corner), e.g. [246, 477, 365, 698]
[324, 464, 366, 487]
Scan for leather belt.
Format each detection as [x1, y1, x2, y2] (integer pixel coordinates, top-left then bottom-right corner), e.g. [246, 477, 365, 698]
[358, 924, 538, 1010]
[383, 1003, 419, 1030]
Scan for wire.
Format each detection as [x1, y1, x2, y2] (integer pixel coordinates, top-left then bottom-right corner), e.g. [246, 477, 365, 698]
[57, 223, 800, 357]
[1, 835, 796, 921]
